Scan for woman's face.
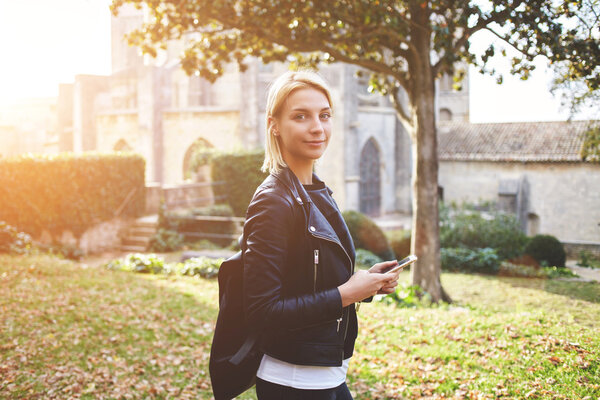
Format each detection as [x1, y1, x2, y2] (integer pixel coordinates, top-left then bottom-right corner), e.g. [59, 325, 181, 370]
[273, 87, 332, 167]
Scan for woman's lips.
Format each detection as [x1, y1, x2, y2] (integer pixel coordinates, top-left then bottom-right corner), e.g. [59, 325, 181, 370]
[305, 140, 325, 146]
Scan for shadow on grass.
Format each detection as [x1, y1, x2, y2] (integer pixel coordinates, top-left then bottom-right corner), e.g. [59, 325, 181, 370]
[496, 276, 600, 304]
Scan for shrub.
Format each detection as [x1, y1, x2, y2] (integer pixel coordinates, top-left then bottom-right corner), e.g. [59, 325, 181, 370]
[524, 234, 566, 268]
[0, 221, 33, 254]
[148, 228, 184, 252]
[374, 283, 431, 308]
[0, 153, 145, 238]
[342, 210, 394, 260]
[577, 250, 600, 269]
[441, 247, 501, 274]
[440, 204, 528, 260]
[355, 249, 383, 269]
[385, 229, 411, 259]
[211, 150, 268, 216]
[106, 253, 222, 279]
[178, 257, 222, 279]
[165, 204, 238, 247]
[106, 253, 165, 274]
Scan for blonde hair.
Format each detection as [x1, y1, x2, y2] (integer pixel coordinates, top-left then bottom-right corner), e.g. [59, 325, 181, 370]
[262, 70, 333, 174]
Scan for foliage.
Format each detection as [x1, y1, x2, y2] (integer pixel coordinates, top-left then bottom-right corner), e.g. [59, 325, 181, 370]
[165, 204, 239, 247]
[106, 253, 223, 279]
[374, 283, 431, 308]
[440, 203, 528, 260]
[354, 248, 383, 269]
[550, 0, 600, 116]
[175, 257, 221, 279]
[0, 152, 145, 238]
[577, 250, 600, 269]
[385, 229, 411, 259]
[148, 228, 184, 252]
[2, 254, 600, 399]
[210, 150, 267, 217]
[111, 0, 600, 302]
[499, 261, 578, 279]
[525, 234, 567, 268]
[106, 253, 165, 274]
[441, 247, 501, 275]
[580, 124, 600, 162]
[0, 221, 34, 255]
[45, 243, 85, 261]
[342, 210, 394, 261]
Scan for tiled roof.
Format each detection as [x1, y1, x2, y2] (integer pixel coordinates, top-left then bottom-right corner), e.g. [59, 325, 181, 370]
[438, 120, 597, 162]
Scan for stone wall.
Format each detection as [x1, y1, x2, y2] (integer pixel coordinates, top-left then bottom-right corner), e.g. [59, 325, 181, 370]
[439, 161, 600, 244]
[38, 217, 132, 255]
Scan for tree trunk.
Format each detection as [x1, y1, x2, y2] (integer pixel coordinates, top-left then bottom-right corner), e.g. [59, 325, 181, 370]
[408, 6, 451, 303]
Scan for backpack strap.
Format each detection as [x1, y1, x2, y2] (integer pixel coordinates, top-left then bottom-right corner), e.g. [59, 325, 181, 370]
[230, 335, 259, 365]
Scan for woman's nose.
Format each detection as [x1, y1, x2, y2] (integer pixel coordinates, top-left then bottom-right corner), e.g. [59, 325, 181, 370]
[309, 116, 324, 134]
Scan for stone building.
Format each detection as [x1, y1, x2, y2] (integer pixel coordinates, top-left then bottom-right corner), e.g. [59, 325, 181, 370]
[438, 121, 600, 251]
[52, 5, 598, 251]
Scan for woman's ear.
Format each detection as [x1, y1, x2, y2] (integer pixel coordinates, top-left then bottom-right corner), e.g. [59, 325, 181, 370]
[268, 116, 279, 136]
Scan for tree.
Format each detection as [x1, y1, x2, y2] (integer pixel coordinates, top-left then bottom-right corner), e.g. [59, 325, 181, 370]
[111, 0, 599, 302]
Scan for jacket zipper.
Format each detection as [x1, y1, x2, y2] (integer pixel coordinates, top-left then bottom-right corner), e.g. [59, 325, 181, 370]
[313, 249, 319, 292]
[310, 232, 353, 340]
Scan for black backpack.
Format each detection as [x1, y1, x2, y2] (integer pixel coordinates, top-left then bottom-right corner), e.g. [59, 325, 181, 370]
[209, 250, 263, 400]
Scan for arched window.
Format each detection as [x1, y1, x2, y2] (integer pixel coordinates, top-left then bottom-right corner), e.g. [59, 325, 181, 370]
[183, 137, 214, 180]
[359, 138, 382, 217]
[113, 139, 132, 152]
[439, 108, 453, 122]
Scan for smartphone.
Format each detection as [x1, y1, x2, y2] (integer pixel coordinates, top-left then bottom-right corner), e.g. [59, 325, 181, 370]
[385, 255, 417, 274]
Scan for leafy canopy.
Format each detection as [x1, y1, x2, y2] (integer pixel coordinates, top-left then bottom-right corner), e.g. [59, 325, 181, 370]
[111, 0, 599, 125]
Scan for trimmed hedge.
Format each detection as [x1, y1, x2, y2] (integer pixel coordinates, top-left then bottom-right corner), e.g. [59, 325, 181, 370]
[525, 234, 566, 268]
[385, 229, 412, 259]
[0, 153, 145, 238]
[211, 150, 268, 217]
[342, 210, 394, 260]
[440, 205, 528, 260]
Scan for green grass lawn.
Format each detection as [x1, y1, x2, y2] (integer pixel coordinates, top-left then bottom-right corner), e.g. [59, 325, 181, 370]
[1, 254, 599, 399]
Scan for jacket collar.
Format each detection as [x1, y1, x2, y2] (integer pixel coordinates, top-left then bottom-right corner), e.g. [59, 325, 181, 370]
[272, 167, 344, 249]
[272, 167, 330, 206]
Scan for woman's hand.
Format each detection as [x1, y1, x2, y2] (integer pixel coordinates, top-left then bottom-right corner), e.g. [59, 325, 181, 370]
[337, 260, 400, 307]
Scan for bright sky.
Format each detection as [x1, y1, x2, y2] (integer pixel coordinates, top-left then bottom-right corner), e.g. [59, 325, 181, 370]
[0, 0, 590, 122]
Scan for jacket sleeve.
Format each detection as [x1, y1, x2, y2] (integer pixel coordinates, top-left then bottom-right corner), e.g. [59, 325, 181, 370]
[242, 189, 342, 330]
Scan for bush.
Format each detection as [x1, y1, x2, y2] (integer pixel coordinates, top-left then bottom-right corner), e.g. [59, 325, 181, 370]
[440, 203, 528, 260]
[355, 249, 383, 269]
[165, 204, 238, 247]
[524, 234, 566, 268]
[106, 253, 222, 279]
[385, 229, 411, 259]
[577, 250, 600, 269]
[177, 257, 222, 279]
[148, 228, 184, 252]
[441, 247, 501, 274]
[106, 253, 165, 274]
[0, 153, 145, 238]
[0, 221, 33, 254]
[211, 150, 268, 216]
[342, 210, 394, 260]
[374, 283, 431, 308]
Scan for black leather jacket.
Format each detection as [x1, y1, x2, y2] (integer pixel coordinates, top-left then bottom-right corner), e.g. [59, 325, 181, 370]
[242, 167, 358, 367]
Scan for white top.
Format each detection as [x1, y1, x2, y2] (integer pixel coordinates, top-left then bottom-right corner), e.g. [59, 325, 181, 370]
[256, 354, 350, 390]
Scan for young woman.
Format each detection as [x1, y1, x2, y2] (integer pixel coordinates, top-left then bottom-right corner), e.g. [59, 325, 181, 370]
[242, 70, 401, 400]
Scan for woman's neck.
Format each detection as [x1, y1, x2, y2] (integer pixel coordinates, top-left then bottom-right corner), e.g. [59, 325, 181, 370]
[286, 160, 314, 185]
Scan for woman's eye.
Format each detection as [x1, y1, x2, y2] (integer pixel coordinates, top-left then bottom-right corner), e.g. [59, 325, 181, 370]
[294, 114, 305, 120]
[320, 113, 331, 120]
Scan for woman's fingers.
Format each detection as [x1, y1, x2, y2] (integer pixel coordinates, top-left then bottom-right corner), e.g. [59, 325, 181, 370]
[368, 260, 398, 274]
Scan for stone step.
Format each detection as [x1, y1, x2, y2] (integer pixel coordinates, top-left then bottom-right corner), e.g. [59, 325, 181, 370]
[127, 226, 157, 237]
[122, 236, 151, 247]
[120, 244, 148, 253]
